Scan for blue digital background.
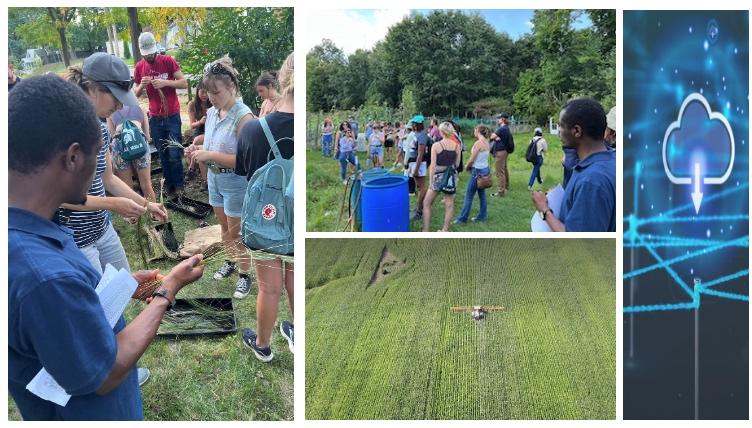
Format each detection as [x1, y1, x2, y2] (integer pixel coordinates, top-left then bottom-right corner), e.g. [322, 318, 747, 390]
[623, 10, 748, 420]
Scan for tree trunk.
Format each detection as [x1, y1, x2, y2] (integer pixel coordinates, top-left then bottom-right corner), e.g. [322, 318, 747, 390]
[58, 27, 71, 67]
[127, 7, 142, 64]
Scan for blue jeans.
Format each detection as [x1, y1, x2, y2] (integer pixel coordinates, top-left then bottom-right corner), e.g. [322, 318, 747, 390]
[322, 134, 333, 157]
[528, 157, 543, 187]
[149, 114, 185, 187]
[456, 166, 489, 222]
[339, 151, 359, 180]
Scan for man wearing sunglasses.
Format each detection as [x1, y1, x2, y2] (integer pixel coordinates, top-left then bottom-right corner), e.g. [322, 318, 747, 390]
[133, 32, 188, 196]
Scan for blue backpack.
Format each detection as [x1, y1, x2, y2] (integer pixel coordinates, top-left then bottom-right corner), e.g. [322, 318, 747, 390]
[241, 117, 294, 255]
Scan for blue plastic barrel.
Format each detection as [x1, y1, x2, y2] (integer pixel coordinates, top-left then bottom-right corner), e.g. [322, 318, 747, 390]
[350, 168, 390, 226]
[361, 175, 410, 232]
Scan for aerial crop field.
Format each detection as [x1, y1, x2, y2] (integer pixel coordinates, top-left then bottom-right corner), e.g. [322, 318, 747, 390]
[305, 238, 616, 420]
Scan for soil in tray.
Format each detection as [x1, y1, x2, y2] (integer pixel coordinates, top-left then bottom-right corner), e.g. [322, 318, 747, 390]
[166, 196, 213, 218]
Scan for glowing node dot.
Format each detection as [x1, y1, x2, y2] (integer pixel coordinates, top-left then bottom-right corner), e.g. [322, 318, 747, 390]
[706, 229, 711, 238]
[703, 41, 708, 50]
[628, 133, 632, 139]
[735, 48, 738, 54]
[674, 69, 678, 74]
[690, 269, 693, 275]
[651, 204, 654, 210]
[640, 184, 644, 190]
[669, 230, 672, 235]
[700, 88, 704, 94]
[654, 108, 657, 114]
[689, 27, 692, 33]
[727, 102, 731, 109]
[723, 76, 726, 82]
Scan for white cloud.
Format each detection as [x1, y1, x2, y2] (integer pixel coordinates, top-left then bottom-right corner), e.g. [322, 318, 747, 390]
[305, 9, 411, 57]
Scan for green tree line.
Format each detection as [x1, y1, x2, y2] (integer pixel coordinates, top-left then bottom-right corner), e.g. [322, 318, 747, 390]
[307, 9, 615, 126]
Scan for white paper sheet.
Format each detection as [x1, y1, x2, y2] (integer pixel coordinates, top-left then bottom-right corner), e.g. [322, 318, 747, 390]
[26, 265, 138, 406]
[530, 184, 565, 232]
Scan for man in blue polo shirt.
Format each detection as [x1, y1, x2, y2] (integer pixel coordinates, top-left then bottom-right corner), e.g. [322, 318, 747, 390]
[8, 75, 205, 420]
[490, 112, 513, 196]
[531, 98, 616, 232]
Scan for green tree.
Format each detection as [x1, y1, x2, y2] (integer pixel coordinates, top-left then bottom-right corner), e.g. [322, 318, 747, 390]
[306, 39, 346, 112]
[385, 10, 511, 116]
[339, 49, 372, 109]
[45, 7, 79, 67]
[178, 7, 293, 110]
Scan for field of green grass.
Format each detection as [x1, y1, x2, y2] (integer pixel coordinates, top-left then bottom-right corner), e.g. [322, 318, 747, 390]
[8, 156, 293, 421]
[306, 131, 568, 232]
[305, 238, 615, 420]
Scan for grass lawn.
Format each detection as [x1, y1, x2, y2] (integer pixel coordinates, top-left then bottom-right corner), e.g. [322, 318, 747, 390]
[305, 238, 616, 419]
[8, 98, 293, 421]
[306, 131, 568, 232]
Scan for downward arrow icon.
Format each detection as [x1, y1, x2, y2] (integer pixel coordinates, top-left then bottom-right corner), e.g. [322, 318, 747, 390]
[691, 163, 703, 214]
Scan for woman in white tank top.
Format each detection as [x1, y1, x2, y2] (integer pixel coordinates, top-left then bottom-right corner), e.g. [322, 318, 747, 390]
[454, 124, 492, 224]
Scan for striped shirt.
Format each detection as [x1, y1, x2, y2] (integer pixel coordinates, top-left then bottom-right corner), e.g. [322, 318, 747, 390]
[59, 122, 109, 248]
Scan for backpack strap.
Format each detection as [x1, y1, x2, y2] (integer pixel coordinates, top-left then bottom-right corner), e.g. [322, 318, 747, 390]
[259, 117, 282, 161]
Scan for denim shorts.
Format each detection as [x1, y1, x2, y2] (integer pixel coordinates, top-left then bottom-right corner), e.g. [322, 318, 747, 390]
[207, 169, 247, 218]
[370, 145, 384, 157]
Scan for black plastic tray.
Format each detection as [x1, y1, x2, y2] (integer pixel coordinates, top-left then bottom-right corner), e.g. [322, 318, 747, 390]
[147, 222, 179, 260]
[166, 196, 213, 219]
[157, 298, 237, 337]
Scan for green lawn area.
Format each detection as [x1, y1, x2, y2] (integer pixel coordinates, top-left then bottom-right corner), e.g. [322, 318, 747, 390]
[305, 238, 616, 420]
[8, 156, 294, 421]
[306, 131, 568, 232]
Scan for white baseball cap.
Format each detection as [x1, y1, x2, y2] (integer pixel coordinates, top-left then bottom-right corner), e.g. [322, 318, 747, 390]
[138, 32, 158, 55]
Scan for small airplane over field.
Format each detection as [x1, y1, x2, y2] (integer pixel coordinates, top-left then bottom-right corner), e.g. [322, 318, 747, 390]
[451, 305, 505, 320]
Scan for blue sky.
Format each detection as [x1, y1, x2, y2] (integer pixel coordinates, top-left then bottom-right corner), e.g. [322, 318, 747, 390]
[305, 9, 592, 55]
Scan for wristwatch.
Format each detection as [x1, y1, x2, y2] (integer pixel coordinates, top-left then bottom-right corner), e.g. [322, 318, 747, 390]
[151, 287, 175, 310]
[539, 208, 554, 220]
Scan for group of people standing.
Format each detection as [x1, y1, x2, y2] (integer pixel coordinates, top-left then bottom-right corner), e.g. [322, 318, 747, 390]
[9, 29, 294, 420]
[324, 97, 615, 233]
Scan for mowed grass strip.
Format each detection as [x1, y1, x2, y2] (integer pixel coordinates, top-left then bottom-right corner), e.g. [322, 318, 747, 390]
[305, 238, 616, 420]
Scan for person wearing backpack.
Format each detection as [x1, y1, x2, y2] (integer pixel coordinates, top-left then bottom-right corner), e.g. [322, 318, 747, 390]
[527, 127, 548, 190]
[65, 53, 168, 387]
[235, 52, 295, 362]
[490, 112, 514, 196]
[186, 56, 254, 299]
[107, 104, 157, 214]
[422, 121, 461, 232]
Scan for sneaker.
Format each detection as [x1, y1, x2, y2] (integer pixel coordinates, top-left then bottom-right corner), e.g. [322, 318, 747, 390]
[234, 274, 252, 299]
[214, 260, 237, 280]
[242, 328, 273, 362]
[343, 179, 347, 185]
[452, 219, 466, 225]
[175, 185, 185, 196]
[280, 321, 294, 354]
[410, 212, 423, 222]
[471, 217, 486, 222]
[137, 367, 150, 386]
[200, 180, 208, 192]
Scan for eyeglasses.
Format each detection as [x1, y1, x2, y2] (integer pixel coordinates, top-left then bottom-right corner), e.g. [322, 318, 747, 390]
[100, 77, 134, 92]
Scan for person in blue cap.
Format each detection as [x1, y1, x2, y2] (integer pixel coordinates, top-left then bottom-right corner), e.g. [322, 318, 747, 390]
[407, 115, 429, 220]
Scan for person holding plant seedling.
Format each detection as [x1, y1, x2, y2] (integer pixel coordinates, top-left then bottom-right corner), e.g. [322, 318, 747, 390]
[185, 55, 254, 299]
[63, 53, 167, 274]
[9, 74, 205, 421]
[134, 32, 188, 196]
[236, 52, 296, 362]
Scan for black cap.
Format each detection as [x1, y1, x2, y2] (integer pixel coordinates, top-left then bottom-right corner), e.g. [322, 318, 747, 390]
[496, 112, 509, 119]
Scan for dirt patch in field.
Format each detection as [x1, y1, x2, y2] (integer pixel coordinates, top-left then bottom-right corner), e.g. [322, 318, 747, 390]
[367, 246, 405, 288]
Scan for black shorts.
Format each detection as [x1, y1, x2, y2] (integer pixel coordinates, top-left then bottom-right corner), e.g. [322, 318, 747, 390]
[384, 135, 395, 148]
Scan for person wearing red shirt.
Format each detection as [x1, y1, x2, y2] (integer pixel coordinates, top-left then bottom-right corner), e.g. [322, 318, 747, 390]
[133, 32, 188, 195]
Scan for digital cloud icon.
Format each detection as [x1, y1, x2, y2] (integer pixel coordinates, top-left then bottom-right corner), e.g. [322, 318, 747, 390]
[662, 93, 735, 213]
